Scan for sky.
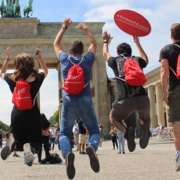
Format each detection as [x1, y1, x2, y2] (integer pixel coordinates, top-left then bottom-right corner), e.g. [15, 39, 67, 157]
[0, 0, 180, 125]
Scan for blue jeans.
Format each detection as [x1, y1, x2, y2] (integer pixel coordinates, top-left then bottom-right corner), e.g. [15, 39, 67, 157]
[117, 135, 125, 153]
[59, 95, 100, 159]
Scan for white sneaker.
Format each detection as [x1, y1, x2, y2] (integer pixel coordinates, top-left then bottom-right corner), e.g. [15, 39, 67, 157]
[98, 147, 102, 150]
[176, 154, 180, 172]
[23, 143, 34, 167]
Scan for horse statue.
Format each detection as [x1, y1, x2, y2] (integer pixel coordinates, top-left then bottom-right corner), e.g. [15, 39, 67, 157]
[14, 0, 20, 17]
[23, 0, 33, 18]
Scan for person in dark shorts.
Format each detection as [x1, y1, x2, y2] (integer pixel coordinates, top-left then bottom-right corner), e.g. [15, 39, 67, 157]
[102, 31, 151, 152]
[0, 47, 48, 166]
[159, 23, 180, 171]
[78, 120, 86, 154]
[54, 18, 100, 179]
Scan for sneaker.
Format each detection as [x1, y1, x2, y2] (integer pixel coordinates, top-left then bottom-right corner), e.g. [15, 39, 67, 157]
[117, 152, 121, 154]
[66, 152, 75, 179]
[123, 152, 125, 154]
[176, 154, 180, 172]
[23, 143, 34, 167]
[124, 128, 136, 152]
[1, 136, 14, 160]
[139, 123, 150, 149]
[98, 147, 102, 150]
[13, 153, 20, 157]
[86, 146, 100, 173]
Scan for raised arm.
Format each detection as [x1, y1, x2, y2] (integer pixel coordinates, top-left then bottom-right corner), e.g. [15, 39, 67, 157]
[37, 48, 48, 78]
[53, 18, 73, 59]
[76, 23, 97, 57]
[161, 59, 169, 106]
[0, 47, 10, 80]
[133, 36, 149, 64]
[102, 31, 112, 62]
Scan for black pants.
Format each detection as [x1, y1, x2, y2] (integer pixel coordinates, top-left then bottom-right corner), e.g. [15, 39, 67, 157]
[111, 136, 118, 148]
[38, 135, 51, 162]
[11, 106, 42, 153]
[50, 138, 55, 150]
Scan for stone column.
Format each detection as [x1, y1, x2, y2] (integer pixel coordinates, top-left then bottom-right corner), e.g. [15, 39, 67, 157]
[148, 85, 157, 128]
[57, 62, 63, 124]
[34, 58, 40, 109]
[96, 57, 110, 137]
[155, 82, 165, 126]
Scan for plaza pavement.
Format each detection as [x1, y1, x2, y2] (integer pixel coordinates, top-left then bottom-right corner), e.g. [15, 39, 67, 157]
[0, 138, 179, 180]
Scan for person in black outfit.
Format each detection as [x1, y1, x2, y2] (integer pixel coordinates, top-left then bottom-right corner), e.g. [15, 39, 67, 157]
[38, 114, 54, 164]
[102, 32, 151, 152]
[0, 47, 48, 166]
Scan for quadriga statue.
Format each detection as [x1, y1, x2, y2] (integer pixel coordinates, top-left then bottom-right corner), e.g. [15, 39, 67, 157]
[23, 0, 33, 18]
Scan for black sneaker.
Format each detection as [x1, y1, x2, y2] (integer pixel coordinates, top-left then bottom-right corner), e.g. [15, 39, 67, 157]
[13, 153, 20, 157]
[139, 123, 150, 149]
[124, 128, 136, 152]
[86, 146, 100, 173]
[66, 152, 75, 179]
[1, 136, 14, 160]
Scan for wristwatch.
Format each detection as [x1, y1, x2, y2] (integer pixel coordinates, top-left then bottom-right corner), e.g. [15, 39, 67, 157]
[103, 40, 108, 43]
[62, 24, 68, 29]
[6, 58, 10, 61]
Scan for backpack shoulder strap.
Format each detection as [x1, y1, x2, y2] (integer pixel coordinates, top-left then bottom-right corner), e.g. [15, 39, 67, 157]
[68, 56, 84, 65]
[169, 44, 180, 75]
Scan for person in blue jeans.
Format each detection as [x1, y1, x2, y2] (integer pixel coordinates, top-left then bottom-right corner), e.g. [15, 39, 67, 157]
[54, 17, 100, 179]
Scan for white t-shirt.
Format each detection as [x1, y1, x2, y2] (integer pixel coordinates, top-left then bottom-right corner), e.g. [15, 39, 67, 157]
[73, 124, 79, 135]
[49, 128, 56, 138]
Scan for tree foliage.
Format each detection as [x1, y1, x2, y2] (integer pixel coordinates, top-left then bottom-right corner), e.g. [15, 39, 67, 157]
[49, 109, 59, 126]
[0, 120, 10, 135]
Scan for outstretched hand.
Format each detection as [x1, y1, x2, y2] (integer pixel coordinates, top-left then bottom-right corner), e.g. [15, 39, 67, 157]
[36, 48, 42, 57]
[6, 47, 10, 59]
[76, 23, 88, 30]
[102, 31, 111, 41]
[133, 35, 140, 45]
[63, 18, 73, 28]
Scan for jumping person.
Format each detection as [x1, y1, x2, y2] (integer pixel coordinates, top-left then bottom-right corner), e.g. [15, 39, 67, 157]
[102, 31, 151, 152]
[54, 18, 100, 179]
[159, 23, 180, 171]
[0, 47, 48, 166]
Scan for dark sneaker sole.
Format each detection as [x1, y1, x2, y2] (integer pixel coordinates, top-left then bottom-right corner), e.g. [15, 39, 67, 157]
[66, 153, 75, 179]
[127, 137, 136, 152]
[1, 146, 11, 160]
[127, 128, 136, 152]
[86, 146, 100, 173]
[139, 124, 150, 149]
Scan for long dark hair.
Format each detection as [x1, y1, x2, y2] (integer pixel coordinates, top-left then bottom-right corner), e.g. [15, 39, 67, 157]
[9, 53, 39, 81]
[41, 113, 50, 130]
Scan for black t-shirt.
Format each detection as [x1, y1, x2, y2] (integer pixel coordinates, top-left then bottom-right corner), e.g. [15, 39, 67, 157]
[78, 121, 86, 135]
[159, 41, 180, 92]
[108, 55, 147, 101]
[4, 72, 45, 107]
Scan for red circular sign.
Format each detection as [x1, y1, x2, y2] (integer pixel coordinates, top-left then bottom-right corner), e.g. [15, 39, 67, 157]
[114, 10, 151, 37]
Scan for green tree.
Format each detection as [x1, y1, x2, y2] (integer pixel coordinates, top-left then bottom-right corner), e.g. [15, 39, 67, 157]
[0, 120, 10, 135]
[49, 109, 59, 126]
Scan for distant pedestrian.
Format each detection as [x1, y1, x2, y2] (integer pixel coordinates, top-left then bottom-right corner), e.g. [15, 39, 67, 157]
[73, 121, 79, 151]
[78, 120, 86, 154]
[85, 127, 89, 147]
[115, 122, 126, 154]
[0, 131, 2, 148]
[109, 126, 118, 150]
[49, 125, 56, 150]
[99, 124, 104, 150]
[55, 124, 61, 150]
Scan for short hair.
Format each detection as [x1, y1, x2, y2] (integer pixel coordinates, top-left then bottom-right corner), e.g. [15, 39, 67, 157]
[70, 40, 84, 55]
[116, 43, 132, 56]
[171, 23, 180, 40]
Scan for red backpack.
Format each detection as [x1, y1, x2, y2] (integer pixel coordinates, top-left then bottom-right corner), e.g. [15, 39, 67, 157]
[63, 56, 89, 95]
[169, 44, 180, 79]
[12, 74, 36, 110]
[116, 55, 147, 86]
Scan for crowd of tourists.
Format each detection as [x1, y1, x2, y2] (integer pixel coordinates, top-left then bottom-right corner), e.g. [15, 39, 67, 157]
[0, 17, 180, 179]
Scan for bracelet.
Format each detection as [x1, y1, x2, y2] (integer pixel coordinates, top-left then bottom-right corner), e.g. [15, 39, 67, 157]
[6, 58, 10, 62]
[103, 40, 108, 43]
